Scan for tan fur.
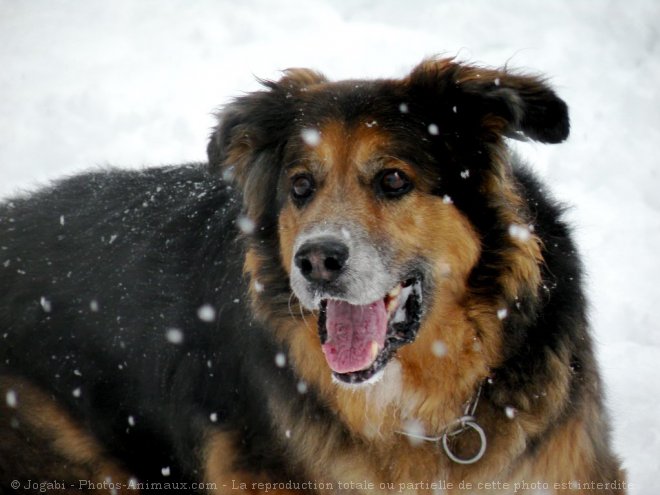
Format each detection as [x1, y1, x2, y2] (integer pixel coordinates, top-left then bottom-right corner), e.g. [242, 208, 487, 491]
[204, 431, 304, 494]
[0, 376, 133, 493]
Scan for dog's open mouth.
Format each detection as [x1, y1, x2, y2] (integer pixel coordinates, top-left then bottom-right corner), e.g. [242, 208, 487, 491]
[318, 276, 423, 384]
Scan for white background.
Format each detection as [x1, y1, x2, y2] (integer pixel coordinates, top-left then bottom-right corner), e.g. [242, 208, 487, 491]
[1, 1, 658, 492]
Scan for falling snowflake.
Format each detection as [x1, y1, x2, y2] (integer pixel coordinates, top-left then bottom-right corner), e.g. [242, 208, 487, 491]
[222, 166, 236, 183]
[197, 304, 217, 322]
[5, 390, 17, 408]
[40, 296, 52, 313]
[237, 215, 255, 235]
[401, 419, 426, 446]
[431, 340, 447, 357]
[508, 224, 532, 242]
[166, 328, 184, 344]
[301, 128, 321, 147]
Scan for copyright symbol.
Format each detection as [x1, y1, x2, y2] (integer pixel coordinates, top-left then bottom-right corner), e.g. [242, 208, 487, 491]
[11, 480, 20, 489]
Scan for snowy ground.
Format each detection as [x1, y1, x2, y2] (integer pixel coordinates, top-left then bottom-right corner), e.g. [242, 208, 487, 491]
[1, 0, 659, 492]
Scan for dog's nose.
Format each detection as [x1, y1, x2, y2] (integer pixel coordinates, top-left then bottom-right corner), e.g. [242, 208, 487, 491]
[294, 238, 349, 283]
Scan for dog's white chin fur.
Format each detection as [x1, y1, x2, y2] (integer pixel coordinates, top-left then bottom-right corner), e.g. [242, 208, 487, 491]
[331, 368, 386, 388]
[330, 358, 404, 392]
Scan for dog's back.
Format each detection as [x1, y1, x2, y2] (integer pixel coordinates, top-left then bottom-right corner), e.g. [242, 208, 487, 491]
[0, 165, 293, 484]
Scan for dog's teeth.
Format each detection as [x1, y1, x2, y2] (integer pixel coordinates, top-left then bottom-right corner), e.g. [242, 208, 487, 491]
[370, 340, 379, 361]
[386, 285, 402, 313]
[388, 285, 402, 298]
[386, 297, 398, 313]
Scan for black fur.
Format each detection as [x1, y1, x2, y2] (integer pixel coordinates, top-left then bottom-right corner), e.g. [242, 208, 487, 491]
[0, 166, 307, 483]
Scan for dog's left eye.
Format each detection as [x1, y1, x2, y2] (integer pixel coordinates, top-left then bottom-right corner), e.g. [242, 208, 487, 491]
[377, 169, 413, 198]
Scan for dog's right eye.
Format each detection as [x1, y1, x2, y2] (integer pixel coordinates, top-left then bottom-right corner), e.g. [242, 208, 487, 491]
[291, 174, 315, 203]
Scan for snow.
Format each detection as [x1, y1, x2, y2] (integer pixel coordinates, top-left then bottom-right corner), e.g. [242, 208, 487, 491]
[197, 303, 217, 322]
[275, 352, 287, 368]
[237, 214, 256, 234]
[431, 340, 447, 358]
[301, 128, 322, 147]
[165, 328, 184, 344]
[1, 1, 658, 491]
[401, 418, 427, 446]
[39, 296, 52, 313]
[5, 390, 17, 408]
[508, 223, 532, 242]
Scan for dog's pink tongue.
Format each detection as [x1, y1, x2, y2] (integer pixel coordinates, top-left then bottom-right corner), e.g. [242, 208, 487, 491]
[322, 299, 388, 374]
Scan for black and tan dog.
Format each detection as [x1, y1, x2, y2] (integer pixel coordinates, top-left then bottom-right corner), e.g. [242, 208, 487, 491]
[0, 58, 626, 493]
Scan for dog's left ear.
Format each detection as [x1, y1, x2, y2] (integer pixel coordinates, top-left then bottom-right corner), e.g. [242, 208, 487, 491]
[407, 58, 570, 143]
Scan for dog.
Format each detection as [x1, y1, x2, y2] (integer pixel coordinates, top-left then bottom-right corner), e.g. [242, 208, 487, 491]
[1, 58, 626, 493]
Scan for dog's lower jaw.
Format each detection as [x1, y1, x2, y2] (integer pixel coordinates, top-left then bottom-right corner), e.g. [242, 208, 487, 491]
[331, 366, 386, 389]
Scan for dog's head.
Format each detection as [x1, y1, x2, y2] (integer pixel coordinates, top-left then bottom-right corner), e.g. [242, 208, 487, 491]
[208, 58, 568, 387]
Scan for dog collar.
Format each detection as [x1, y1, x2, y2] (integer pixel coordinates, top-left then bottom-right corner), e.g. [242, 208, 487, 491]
[396, 382, 487, 465]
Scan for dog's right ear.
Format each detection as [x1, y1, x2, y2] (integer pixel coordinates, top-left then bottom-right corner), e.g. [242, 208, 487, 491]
[206, 94, 281, 190]
[207, 68, 328, 188]
[207, 69, 327, 223]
